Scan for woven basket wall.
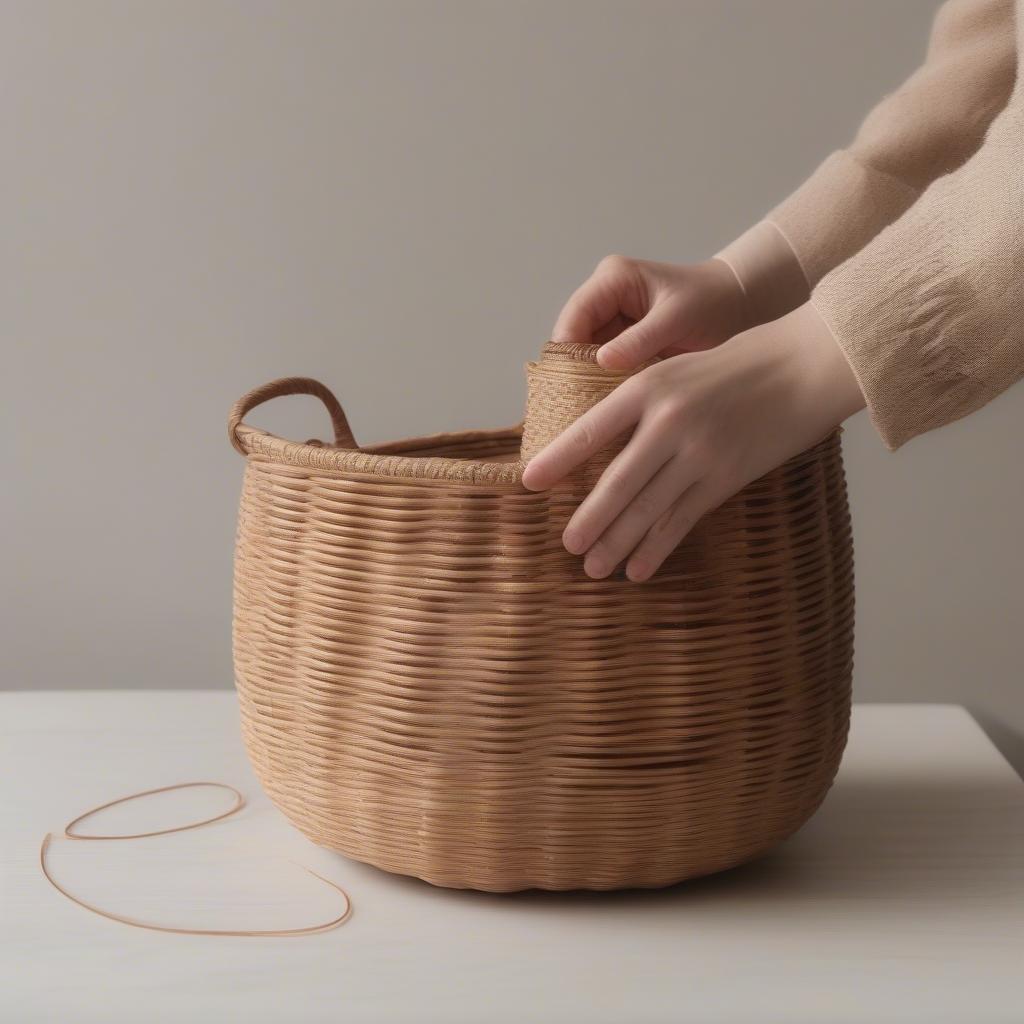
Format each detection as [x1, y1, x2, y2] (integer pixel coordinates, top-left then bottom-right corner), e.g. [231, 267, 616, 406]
[228, 342, 854, 892]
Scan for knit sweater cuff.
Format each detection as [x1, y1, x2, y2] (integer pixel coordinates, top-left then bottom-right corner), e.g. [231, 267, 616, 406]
[770, 151, 920, 288]
[811, 218, 1006, 452]
[714, 220, 810, 326]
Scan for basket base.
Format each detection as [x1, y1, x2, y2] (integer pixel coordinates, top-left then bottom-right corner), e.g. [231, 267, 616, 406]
[293, 795, 833, 894]
[309, 832, 807, 894]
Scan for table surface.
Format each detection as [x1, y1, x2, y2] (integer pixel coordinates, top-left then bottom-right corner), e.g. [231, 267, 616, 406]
[2, 692, 1023, 1024]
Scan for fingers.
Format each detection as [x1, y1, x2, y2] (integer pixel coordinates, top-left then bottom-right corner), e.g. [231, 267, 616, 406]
[596, 299, 681, 373]
[552, 257, 642, 345]
[625, 480, 724, 582]
[578, 454, 695, 578]
[521, 382, 643, 491]
[562, 422, 678, 556]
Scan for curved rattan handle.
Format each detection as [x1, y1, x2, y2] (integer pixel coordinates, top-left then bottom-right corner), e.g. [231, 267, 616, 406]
[228, 377, 358, 456]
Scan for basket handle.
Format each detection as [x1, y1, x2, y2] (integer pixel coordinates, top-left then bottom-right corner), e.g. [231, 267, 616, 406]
[228, 377, 358, 456]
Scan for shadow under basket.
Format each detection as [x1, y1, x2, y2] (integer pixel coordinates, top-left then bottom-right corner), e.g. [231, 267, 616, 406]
[227, 342, 854, 892]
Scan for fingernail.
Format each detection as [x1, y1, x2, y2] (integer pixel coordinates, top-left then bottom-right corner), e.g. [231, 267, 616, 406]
[585, 556, 610, 579]
[626, 560, 649, 582]
[563, 528, 585, 555]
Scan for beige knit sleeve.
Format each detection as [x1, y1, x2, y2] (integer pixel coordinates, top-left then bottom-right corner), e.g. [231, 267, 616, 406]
[814, 74, 1023, 449]
[721, 0, 1016, 294]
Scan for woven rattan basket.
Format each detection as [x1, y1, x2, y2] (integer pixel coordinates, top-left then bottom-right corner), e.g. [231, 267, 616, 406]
[228, 342, 854, 892]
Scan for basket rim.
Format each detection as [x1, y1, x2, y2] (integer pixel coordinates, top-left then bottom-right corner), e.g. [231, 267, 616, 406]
[235, 422, 530, 485]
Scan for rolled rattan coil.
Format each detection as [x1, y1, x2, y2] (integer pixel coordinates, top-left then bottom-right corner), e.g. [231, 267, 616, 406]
[229, 342, 854, 892]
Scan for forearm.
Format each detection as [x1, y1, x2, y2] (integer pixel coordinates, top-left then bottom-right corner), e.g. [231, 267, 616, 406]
[723, 0, 1016, 295]
[812, 93, 1024, 450]
[714, 220, 810, 326]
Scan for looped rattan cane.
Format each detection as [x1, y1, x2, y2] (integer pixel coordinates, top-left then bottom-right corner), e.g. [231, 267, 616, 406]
[228, 341, 854, 892]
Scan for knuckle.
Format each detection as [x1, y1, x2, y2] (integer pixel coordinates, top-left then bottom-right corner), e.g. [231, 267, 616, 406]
[601, 466, 631, 497]
[649, 398, 685, 433]
[571, 420, 597, 453]
[659, 516, 684, 540]
[654, 504, 689, 539]
[645, 512, 669, 541]
[631, 490, 660, 522]
[685, 438, 711, 467]
[686, 432, 719, 468]
[670, 505, 695, 533]
[598, 253, 632, 275]
[620, 326, 649, 356]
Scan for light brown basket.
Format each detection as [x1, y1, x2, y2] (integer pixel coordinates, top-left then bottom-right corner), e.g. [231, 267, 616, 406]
[228, 342, 854, 892]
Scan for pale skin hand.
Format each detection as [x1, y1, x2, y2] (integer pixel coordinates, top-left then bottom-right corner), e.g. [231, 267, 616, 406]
[523, 256, 866, 582]
[553, 254, 761, 367]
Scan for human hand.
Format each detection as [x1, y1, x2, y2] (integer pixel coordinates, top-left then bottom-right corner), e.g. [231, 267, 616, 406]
[551, 255, 753, 374]
[522, 303, 865, 582]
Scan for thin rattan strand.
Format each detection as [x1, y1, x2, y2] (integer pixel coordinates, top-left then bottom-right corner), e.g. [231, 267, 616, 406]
[40, 782, 353, 935]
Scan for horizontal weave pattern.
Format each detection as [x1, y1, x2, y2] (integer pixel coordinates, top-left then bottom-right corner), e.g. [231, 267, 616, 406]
[230, 346, 854, 891]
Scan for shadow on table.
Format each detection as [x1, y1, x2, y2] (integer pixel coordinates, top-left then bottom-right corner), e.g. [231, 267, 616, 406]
[970, 706, 1024, 781]
[340, 776, 1024, 913]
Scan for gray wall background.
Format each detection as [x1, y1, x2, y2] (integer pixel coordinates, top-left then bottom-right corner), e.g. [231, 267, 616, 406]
[6, 1, 1023, 771]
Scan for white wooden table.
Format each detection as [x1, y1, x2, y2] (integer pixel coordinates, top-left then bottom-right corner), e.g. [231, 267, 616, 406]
[2, 693, 1022, 1023]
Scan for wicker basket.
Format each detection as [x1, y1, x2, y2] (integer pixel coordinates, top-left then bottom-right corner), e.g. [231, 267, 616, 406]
[228, 342, 854, 892]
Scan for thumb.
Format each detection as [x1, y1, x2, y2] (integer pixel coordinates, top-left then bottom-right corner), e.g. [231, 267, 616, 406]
[552, 268, 628, 345]
[596, 301, 680, 373]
